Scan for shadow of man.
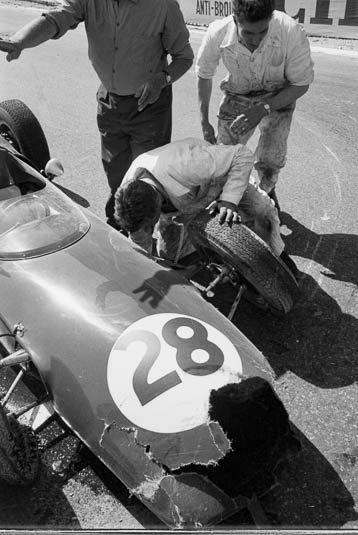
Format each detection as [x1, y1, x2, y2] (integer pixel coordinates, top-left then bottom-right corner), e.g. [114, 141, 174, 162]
[227, 269, 358, 389]
[213, 214, 358, 527]
[281, 211, 358, 288]
[204, 213, 358, 389]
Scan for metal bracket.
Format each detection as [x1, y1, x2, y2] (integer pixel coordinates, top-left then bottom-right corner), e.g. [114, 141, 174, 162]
[0, 348, 30, 368]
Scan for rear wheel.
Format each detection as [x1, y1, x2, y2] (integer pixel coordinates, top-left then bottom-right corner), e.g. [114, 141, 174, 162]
[0, 403, 40, 486]
[188, 211, 299, 314]
[0, 99, 50, 171]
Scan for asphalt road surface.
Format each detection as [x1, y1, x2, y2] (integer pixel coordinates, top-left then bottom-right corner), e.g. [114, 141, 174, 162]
[0, 3, 358, 531]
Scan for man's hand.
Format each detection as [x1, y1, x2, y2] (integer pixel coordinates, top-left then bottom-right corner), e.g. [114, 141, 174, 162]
[230, 104, 268, 137]
[207, 200, 240, 225]
[0, 38, 22, 61]
[135, 72, 165, 112]
[201, 121, 216, 144]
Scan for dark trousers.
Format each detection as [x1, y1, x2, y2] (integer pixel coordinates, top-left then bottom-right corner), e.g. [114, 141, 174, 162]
[96, 84, 172, 228]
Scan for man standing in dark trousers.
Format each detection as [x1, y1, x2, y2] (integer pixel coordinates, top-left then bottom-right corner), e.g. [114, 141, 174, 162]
[0, 0, 194, 228]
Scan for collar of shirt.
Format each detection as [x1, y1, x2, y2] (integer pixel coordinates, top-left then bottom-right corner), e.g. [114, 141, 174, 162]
[220, 18, 238, 49]
[220, 15, 276, 53]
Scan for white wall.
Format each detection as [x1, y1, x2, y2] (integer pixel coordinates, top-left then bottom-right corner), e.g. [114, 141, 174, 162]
[179, 0, 358, 39]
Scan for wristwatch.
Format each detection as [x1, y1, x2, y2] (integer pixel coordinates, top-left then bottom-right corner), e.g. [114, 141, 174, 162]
[262, 103, 271, 115]
[162, 70, 172, 85]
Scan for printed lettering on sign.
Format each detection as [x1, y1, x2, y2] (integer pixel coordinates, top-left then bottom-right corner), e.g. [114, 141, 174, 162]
[107, 313, 243, 434]
[196, 0, 232, 17]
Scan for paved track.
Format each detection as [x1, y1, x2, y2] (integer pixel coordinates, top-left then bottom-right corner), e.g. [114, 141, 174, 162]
[0, 4, 358, 530]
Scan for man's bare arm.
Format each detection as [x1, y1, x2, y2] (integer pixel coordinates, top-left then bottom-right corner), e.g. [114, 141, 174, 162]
[197, 76, 216, 144]
[0, 16, 57, 61]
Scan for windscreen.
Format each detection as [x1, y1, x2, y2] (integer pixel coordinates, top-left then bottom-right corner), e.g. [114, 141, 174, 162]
[0, 185, 90, 260]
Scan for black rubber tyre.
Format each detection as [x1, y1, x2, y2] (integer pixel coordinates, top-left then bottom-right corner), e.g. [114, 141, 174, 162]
[0, 99, 50, 171]
[0, 403, 41, 486]
[188, 211, 299, 314]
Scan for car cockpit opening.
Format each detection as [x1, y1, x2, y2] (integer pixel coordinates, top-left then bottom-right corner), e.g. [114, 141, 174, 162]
[0, 148, 90, 260]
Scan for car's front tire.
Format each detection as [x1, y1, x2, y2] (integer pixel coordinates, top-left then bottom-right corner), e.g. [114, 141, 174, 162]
[188, 210, 299, 314]
[0, 99, 50, 171]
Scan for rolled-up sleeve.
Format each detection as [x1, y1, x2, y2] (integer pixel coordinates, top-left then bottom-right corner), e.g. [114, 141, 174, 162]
[43, 0, 85, 39]
[162, 0, 194, 62]
[195, 24, 222, 79]
[285, 24, 314, 86]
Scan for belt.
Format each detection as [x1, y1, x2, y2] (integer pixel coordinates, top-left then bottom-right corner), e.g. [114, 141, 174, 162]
[225, 89, 276, 99]
[108, 92, 136, 99]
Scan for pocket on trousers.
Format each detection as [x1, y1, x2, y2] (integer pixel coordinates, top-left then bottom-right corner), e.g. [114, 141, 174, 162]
[96, 84, 111, 118]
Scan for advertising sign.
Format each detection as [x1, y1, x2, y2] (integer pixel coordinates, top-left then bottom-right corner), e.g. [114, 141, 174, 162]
[180, 0, 358, 39]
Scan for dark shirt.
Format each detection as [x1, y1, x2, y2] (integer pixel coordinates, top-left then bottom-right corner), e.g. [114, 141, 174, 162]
[44, 0, 194, 95]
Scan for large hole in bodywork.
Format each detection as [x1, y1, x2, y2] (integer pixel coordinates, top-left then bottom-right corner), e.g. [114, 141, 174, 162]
[173, 377, 301, 498]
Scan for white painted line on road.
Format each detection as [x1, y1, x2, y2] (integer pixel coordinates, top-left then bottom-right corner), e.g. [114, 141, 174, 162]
[323, 144, 340, 163]
[321, 146, 343, 203]
[332, 170, 343, 203]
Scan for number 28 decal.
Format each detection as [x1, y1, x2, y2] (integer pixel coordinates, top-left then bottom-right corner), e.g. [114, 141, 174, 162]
[107, 314, 242, 434]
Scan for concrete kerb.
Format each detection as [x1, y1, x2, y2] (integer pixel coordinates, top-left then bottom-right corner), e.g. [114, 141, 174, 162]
[309, 45, 358, 57]
[15, 0, 59, 5]
[188, 24, 358, 57]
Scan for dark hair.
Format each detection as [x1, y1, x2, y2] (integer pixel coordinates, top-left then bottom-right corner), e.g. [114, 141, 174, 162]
[232, 0, 274, 22]
[114, 178, 160, 233]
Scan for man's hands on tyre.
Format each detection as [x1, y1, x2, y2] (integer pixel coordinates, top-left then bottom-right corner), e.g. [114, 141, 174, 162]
[207, 200, 240, 225]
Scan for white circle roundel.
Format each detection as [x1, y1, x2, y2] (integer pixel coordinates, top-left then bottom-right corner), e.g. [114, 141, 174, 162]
[107, 313, 242, 434]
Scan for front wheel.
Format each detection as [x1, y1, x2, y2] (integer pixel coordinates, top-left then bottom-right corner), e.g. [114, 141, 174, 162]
[0, 99, 50, 171]
[188, 211, 299, 314]
[0, 403, 41, 486]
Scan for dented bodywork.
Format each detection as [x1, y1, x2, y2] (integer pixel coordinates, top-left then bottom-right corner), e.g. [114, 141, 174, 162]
[0, 141, 299, 528]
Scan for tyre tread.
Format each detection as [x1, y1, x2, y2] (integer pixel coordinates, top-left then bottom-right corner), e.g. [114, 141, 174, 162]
[0, 99, 50, 170]
[0, 404, 40, 486]
[188, 211, 299, 313]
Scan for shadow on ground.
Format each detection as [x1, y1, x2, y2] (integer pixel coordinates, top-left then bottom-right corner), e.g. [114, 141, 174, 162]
[213, 213, 358, 389]
[222, 426, 358, 528]
[281, 212, 358, 287]
[204, 214, 358, 527]
[0, 467, 80, 528]
[54, 183, 90, 208]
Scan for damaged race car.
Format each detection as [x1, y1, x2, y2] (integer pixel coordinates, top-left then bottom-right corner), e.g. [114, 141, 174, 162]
[0, 99, 300, 528]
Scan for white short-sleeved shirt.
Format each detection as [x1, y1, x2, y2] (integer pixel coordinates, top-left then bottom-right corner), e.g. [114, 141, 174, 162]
[195, 10, 314, 94]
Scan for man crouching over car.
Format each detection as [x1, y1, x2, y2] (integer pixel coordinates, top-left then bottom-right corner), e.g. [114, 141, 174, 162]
[114, 137, 297, 275]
